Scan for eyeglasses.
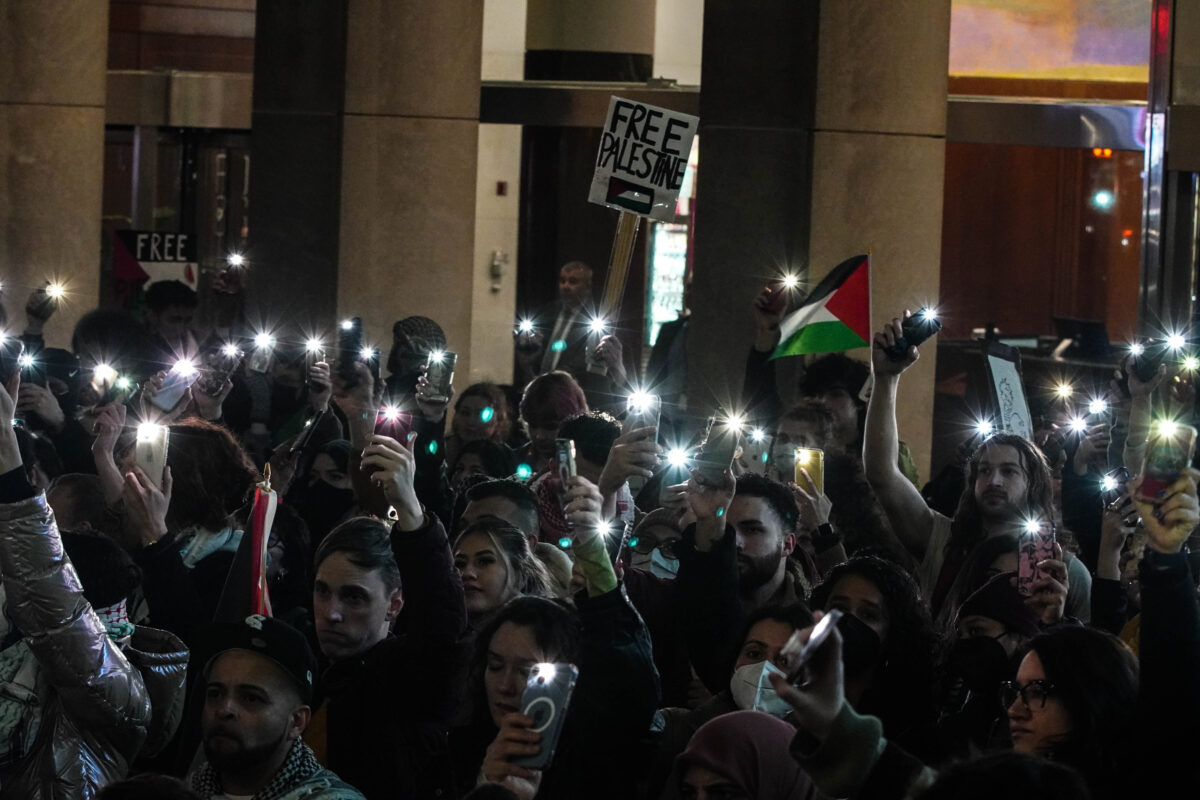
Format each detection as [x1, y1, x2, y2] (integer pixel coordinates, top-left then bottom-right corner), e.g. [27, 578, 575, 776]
[1000, 679, 1057, 710]
[630, 532, 678, 559]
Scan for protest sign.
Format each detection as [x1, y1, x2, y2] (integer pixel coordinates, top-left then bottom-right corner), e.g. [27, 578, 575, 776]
[589, 97, 699, 222]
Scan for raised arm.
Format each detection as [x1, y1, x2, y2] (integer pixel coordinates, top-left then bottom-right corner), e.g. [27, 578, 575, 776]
[0, 376, 152, 738]
[864, 315, 935, 559]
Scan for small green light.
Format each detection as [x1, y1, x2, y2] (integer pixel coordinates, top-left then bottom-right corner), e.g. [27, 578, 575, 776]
[628, 536, 639, 548]
[558, 537, 572, 549]
[426, 440, 438, 455]
[760, 451, 769, 463]
[516, 463, 533, 480]
[551, 340, 567, 352]
[480, 406, 495, 423]
[716, 507, 725, 517]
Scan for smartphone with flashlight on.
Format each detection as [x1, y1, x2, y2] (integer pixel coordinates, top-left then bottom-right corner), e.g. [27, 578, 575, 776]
[423, 351, 456, 404]
[511, 662, 579, 770]
[197, 346, 242, 397]
[1139, 422, 1199, 499]
[694, 416, 741, 485]
[305, 341, 326, 389]
[149, 361, 200, 412]
[1017, 520, 1057, 597]
[1101, 466, 1130, 506]
[135, 423, 170, 490]
[623, 393, 662, 494]
[18, 354, 46, 388]
[780, 608, 844, 684]
[374, 404, 414, 441]
[338, 318, 364, 387]
[794, 447, 825, 493]
[884, 308, 942, 360]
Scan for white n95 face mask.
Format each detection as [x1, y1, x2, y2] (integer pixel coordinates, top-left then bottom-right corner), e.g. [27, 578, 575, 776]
[729, 660, 792, 718]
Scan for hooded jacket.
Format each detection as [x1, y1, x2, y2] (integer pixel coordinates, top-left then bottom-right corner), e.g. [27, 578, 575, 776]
[0, 490, 188, 799]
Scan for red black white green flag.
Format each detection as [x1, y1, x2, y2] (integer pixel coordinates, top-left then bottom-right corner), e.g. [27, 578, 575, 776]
[770, 254, 871, 359]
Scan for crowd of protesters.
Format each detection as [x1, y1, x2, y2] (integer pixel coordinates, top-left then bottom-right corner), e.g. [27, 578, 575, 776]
[0, 263, 1195, 800]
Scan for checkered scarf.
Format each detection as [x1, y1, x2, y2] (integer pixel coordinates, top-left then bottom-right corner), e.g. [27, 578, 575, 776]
[191, 738, 324, 800]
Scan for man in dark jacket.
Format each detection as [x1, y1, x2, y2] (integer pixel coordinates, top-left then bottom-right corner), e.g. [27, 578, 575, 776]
[307, 429, 467, 799]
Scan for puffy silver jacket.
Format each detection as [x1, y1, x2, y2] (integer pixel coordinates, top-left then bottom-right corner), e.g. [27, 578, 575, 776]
[0, 494, 189, 799]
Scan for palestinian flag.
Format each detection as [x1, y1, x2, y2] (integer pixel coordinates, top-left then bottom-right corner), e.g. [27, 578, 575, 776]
[606, 176, 655, 215]
[770, 254, 871, 359]
[214, 476, 277, 621]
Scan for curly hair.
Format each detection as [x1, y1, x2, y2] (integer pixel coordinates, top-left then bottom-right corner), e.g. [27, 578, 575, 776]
[810, 556, 940, 748]
[158, 419, 260, 533]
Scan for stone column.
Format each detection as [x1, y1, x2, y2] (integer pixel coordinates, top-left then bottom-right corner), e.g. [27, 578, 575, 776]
[689, 0, 950, 480]
[0, 1, 109, 347]
[250, 1, 483, 383]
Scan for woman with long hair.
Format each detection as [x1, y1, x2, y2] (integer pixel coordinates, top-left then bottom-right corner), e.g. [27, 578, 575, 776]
[453, 517, 553, 626]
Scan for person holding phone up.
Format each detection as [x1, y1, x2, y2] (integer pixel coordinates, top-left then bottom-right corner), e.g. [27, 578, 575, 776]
[453, 474, 659, 800]
[765, 468, 1200, 800]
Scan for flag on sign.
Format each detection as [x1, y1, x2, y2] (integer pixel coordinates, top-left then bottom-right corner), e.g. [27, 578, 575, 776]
[605, 176, 655, 215]
[770, 254, 872, 359]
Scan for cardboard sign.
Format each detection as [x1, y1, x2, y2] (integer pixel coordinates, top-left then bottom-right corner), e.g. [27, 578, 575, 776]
[589, 97, 699, 222]
[983, 341, 1033, 439]
[113, 230, 198, 289]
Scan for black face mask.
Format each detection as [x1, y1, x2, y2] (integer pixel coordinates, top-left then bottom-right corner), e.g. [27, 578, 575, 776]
[946, 635, 1011, 696]
[296, 481, 355, 547]
[837, 612, 883, 676]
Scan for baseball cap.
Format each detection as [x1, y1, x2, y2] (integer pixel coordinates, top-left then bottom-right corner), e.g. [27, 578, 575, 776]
[195, 615, 317, 704]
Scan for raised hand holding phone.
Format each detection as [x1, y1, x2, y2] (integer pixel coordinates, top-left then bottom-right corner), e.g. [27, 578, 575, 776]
[872, 312, 921, 377]
[482, 712, 544, 798]
[768, 610, 846, 747]
[359, 433, 423, 531]
[1129, 467, 1200, 554]
[122, 465, 173, 547]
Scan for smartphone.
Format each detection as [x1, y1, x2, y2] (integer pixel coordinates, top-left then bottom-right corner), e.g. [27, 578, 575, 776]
[780, 609, 844, 683]
[374, 405, 414, 440]
[1140, 423, 1199, 499]
[511, 662, 579, 770]
[424, 351, 457, 404]
[795, 447, 825, 492]
[695, 416, 740, 485]
[338, 317, 364, 387]
[135, 423, 170, 490]
[197, 346, 242, 397]
[742, 429, 771, 476]
[98, 375, 138, 407]
[1131, 342, 1167, 384]
[305, 343, 326, 388]
[149, 361, 200, 412]
[18, 354, 46, 388]
[1017, 521, 1057, 597]
[1101, 466, 1130, 506]
[556, 438, 577, 502]
[624, 394, 662, 494]
[246, 343, 272, 374]
[884, 309, 942, 360]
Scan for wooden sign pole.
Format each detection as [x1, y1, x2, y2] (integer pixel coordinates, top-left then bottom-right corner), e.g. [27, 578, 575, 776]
[588, 210, 642, 375]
